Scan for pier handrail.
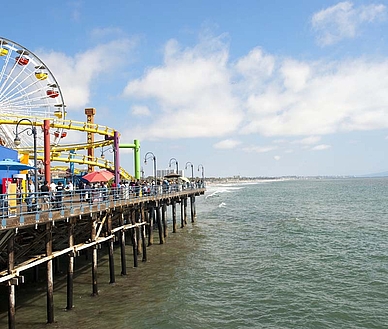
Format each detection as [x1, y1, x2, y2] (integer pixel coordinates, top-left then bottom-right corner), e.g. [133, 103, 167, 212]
[0, 182, 206, 230]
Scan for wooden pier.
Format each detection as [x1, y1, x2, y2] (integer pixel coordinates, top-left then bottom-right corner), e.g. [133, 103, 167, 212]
[0, 187, 205, 329]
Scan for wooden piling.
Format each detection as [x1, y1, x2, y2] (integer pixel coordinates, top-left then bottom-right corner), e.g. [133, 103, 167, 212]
[131, 226, 138, 267]
[193, 195, 197, 219]
[91, 219, 98, 296]
[141, 224, 147, 262]
[162, 203, 168, 238]
[148, 207, 154, 246]
[66, 220, 75, 310]
[7, 232, 15, 329]
[135, 208, 142, 255]
[184, 197, 188, 225]
[180, 200, 185, 228]
[172, 200, 177, 233]
[119, 214, 127, 276]
[46, 222, 54, 323]
[190, 196, 195, 223]
[156, 204, 164, 244]
[107, 214, 115, 284]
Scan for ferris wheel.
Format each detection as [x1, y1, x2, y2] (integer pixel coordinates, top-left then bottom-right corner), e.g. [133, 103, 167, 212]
[0, 37, 67, 149]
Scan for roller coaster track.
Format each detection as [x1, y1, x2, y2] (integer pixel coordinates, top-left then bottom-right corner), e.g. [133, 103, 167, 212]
[18, 140, 114, 154]
[0, 113, 116, 137]
[0, 113, 133, 180]
[38, 152, 133, 180]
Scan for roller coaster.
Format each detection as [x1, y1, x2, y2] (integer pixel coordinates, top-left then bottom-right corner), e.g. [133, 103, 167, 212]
[0, 37, 139, 182]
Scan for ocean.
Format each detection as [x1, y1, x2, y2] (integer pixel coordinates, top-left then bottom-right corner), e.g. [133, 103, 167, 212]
[1, 178, 387, 328]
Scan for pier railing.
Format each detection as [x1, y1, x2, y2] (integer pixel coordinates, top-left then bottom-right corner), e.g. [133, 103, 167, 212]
[0, 182, 206, 230]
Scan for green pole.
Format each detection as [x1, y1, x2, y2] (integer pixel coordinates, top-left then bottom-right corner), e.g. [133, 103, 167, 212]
[134, 139, 140, 180]
[119, 139, 141, 180]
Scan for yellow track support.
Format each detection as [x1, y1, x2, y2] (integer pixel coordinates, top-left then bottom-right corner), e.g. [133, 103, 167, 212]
[0, 113, 116, 137]
[0, 113, 132, 180]
[17, 139, 114, 154]
[35, 153, 133, 181]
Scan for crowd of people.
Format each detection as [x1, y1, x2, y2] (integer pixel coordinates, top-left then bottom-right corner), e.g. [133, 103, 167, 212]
[22, 178, 205, 212]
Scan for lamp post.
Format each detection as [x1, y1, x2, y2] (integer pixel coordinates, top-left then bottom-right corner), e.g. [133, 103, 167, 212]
[198, 164, 205, 187]
[100, 146, 114, 159]
[185, 161, 194, 181]
[168, 157, 179, 174]
[14, 118, 38, 202]
[144, 152, 157, 184]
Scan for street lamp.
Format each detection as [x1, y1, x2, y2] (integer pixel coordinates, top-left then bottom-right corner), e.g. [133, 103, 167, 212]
[198, 164, 205, 187]
[185, 161, 194, 181]
[168, 157, 179, 174]
[100, 146, 114, 159]
[14, 118, 38, 202]
[144, 151, 157, 184]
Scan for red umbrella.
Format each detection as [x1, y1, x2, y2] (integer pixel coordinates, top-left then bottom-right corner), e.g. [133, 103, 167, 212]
[82, 170, 114, 183]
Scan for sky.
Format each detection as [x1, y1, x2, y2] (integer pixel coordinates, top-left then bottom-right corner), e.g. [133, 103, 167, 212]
[2, 0, 388, 178]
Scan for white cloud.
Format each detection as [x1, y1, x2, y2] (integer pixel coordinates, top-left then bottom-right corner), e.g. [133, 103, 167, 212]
[293, 136, 321, 145]
[235, 47, 275, 91]
[213, 139, 241, 149]
[242, 145, 277, 153]
[311, 2, 387, 46]
[38, 38, 135, 111]
[274, 155, 281, 161]
[280, 60, 311, 92]
[311, 144, 331, 151]
[122, 35, 243, 140]
[242, 57, 388, 137]
[131, 105, 151, 116]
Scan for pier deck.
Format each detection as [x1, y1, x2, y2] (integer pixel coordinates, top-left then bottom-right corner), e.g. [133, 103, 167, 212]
[0, 186, 205, 329]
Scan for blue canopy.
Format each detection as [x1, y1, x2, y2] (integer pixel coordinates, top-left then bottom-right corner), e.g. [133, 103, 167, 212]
[0, 158, 36, 171]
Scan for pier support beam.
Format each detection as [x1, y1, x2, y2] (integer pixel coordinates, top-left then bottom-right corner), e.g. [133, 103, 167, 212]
[131, 227, 138, 267]
[131, 208, 138, 267]
[190, 196, 195, 223]
[107, 214, 115, 284]
[135, 208, 142, 255]
[91, 219, 98, 296]
[156, 204, 164, 244]
[141, 224, 147, 262]
[172, 200, 177, 233]
[66, 220, 75, 310]
[180, 200, 184, 228]
[148, 207, 154, 246]
[184, 197, 188, 226]
[119, 214, 127, 275]
[162, 203, 168, 238]
[46, 222, 54, 323]
[7, 233, 15, 329]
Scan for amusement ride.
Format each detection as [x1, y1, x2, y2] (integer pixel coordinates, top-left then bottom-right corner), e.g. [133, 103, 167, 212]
[0, 37, 140, 183]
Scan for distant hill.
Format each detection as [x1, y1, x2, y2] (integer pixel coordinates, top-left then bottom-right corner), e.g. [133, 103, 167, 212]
[358, 171, 388, 178]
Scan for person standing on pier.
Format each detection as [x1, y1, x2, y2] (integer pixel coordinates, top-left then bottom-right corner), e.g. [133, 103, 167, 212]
[40, 181, 50, 210]
[25, 179, 35, 212]
[55, 182, 64, 209]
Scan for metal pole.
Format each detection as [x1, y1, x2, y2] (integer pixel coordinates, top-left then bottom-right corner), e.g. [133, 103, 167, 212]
[153, 156, 156, 184]
[33, 127, 38, 202]
[169, 158, 179, 174]
[113, 131, 120, 185]
[43, 119, 51, 184]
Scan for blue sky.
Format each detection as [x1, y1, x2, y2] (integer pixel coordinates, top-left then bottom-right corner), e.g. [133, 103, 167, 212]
[2, 0, 388, 177]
